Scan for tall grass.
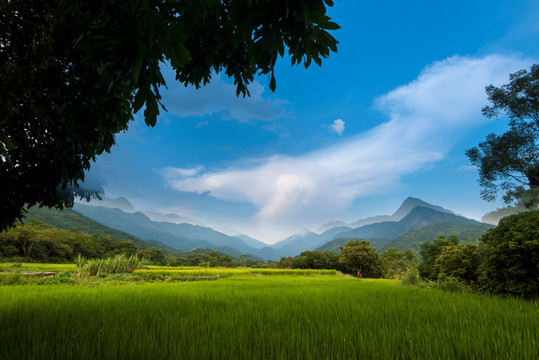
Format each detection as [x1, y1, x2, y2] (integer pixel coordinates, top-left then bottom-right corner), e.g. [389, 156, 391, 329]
[0, 277, 537, 359]
[77, 254, 142, 277]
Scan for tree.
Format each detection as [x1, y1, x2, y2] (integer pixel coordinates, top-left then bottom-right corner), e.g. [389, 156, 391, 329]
[478, 210, 539, 299]
[436, 242, 480, 283]
[418, 234, 459, 280]
[338, 239, 383, 278]
[0, 0, 339, 230]
[293, 250, 338, 270]
[466, 64, 539, 207]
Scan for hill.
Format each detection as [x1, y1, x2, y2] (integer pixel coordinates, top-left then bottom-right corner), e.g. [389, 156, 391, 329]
[272, 226, 352, 257]
[23, 206, 177, 253]
[315, 237, 390, 253]
[378, 221, 494, 253]
[330, 206, 479, 242]
[72, 204, 279, 260]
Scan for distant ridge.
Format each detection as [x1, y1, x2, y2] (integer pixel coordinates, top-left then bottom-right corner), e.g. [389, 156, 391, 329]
[72, 203, 281, 261]
[23, 206, 180, 253]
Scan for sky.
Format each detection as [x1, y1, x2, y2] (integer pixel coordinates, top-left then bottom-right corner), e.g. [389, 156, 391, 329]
[85, 0, 539, 243]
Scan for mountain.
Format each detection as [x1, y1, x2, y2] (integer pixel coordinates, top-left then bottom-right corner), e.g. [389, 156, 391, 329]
[272, 226, 352, 257]
[317, 197, 456, 231]
[235, 235, 269, 249]
[142, 211, 204, 226]
[316, 221, 349, 233]
[23, 206, 180, 253]
[391, 196, 454, 220]
[315, 237, 390, 253]
[73, 203, 281, 260]
[378, 221, 494, 253]
[76, 196, 136, 213]
[309, 206, 488, 254]
[330, 206, 478, 242]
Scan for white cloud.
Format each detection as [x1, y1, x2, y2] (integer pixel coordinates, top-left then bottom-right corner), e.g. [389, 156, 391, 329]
[161, 54, 533, 242]
[330, 119, 346, 135]
[159, 67, 289, 122]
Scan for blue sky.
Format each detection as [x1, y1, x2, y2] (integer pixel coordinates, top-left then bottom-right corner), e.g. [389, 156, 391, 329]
[86, 0, 539, 243]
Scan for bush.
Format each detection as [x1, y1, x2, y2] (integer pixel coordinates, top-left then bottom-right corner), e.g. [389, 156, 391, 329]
[401, 268, 419, 286]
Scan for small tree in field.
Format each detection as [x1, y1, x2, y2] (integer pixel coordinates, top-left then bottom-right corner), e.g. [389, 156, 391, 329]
[338, 239, 383, 278]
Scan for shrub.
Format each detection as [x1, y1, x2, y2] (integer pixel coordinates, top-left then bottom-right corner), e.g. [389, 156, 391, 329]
[401, 268, 419, 286]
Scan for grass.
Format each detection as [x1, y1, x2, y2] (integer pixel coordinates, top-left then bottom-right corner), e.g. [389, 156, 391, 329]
[133, 267, 338, 279]
[0, 276, 537, 359]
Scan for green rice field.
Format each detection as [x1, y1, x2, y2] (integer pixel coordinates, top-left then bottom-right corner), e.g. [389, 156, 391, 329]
[0, 269, 537, 359]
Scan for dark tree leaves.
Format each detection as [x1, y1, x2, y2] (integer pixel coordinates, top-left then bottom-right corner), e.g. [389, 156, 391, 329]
[466, 64, 539, 207]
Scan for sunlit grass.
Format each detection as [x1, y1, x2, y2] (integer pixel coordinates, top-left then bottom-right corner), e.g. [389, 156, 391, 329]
[133, 267, 338, 279]
[0, 262, 77, 272]
[0, 277, 537, 359]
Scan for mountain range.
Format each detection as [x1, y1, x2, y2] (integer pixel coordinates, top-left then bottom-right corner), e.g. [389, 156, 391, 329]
[28, 196, 494, 260]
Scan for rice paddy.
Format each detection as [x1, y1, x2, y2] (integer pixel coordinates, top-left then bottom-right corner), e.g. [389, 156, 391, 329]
[0, 267, 537, 359]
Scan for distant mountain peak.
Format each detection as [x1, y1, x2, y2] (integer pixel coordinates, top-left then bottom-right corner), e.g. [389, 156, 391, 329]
[392, 197, 454, 220]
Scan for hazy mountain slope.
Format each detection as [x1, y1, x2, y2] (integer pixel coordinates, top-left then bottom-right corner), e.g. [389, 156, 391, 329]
[332, 206, 479, 242]
[235, 235, 269, 249]
[347, 197, 455, 228]
[23, 206, 179, 253]
[272, 226, 352, 257]
[379, 221, 494, 253]
[73, 204, 217, 252]
[72, 204, 280, 260]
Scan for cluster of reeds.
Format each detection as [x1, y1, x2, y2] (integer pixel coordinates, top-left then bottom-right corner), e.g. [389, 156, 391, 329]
[75, 254, 141, 277]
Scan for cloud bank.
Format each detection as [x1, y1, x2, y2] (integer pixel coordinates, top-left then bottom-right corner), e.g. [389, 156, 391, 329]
[161, 54, 532, 240]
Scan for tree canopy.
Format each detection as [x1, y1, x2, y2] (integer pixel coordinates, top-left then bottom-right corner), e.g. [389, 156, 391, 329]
[478, 210, 539, 299]
[338, 239, 383, 278]
[466, 64, 539, 207]
[0, 0, 339, 230]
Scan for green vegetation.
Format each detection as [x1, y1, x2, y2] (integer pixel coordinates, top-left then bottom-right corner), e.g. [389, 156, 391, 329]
[478, 211, 539, 298]
[23, 206, 169, 251]
[133, 268, 337, 280]
[466, 64, 539, 207]
[77, 254, 142, 277]
[379, 221, 493, 253]
[338, 239, 384, 278]
[0, 276, 537, 359]
[0, 220, 138, 262]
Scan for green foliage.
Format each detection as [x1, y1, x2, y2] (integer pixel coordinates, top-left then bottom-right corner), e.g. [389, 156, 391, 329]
[293, 250, 338, 270]
[466, 64, 539, 206]
[338, 239, 384, 278]
[277, 256, 295, 269]
[418, 234, 459, 280]
[0, 220, 137, 262]
[436, 242, 480, 283]
[380, 221, 493, 253]
[77, 254, 142, 277]
[138, 248, 166, 265]
[0, 0, 339, 230]
[380, 248, 417, 278]
[478, 210, 539, 298]
[400, 267, 419, 286]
